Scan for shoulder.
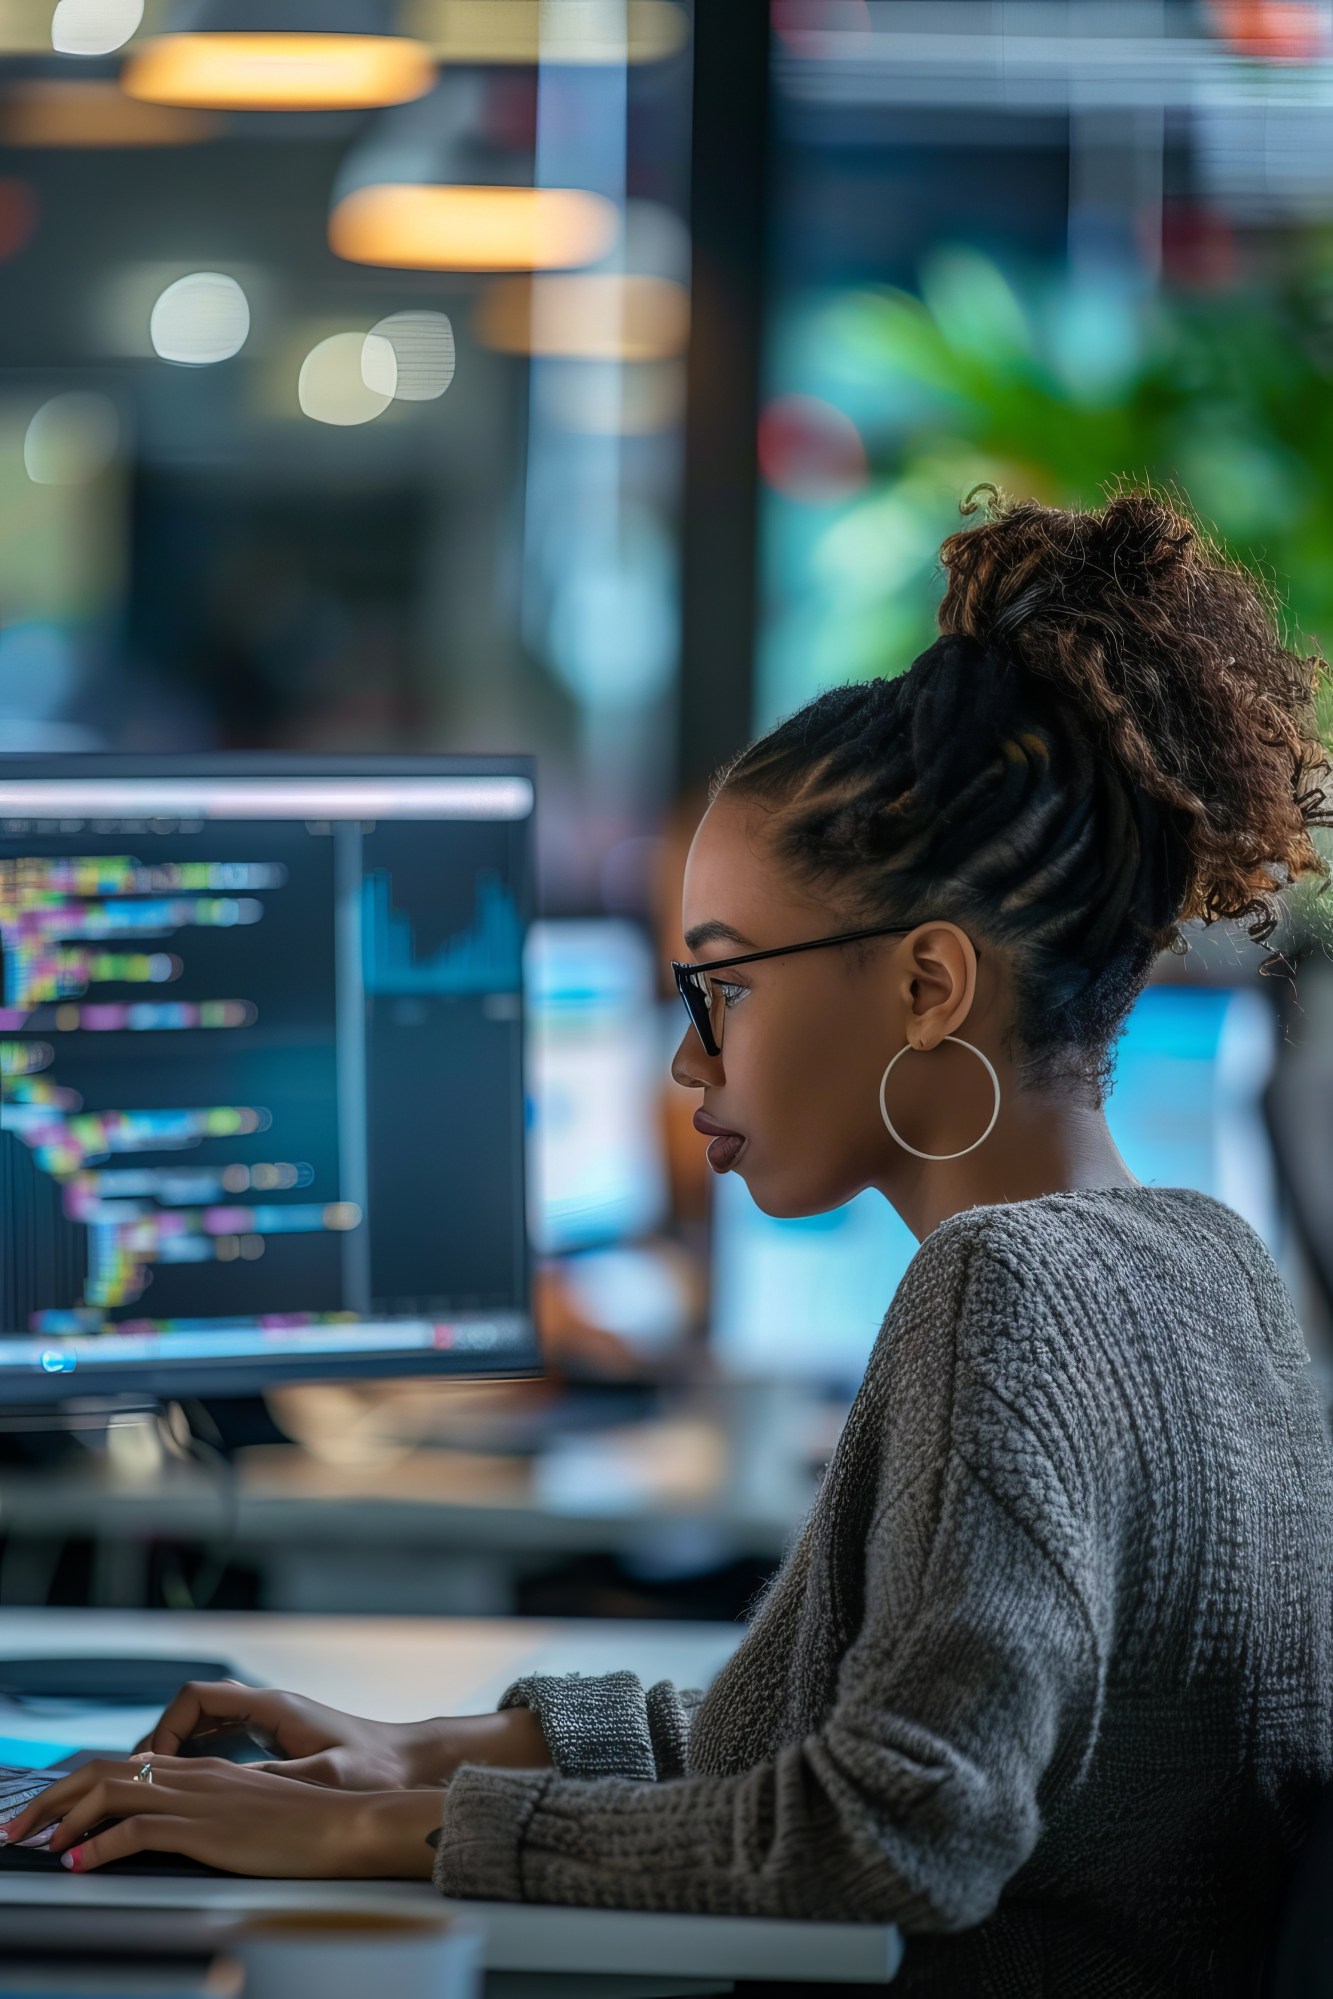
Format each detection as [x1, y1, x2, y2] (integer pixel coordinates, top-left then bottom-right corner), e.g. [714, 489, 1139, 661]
[894, 1183, 1276, 1320]
[870, 1202, 1061, 1453]
[882, 1183, 1297, 1453]
[884, 1198, 1052, 1349]
[866, 1204, 1102, 1593]
[877, 1191, 1164, 1431]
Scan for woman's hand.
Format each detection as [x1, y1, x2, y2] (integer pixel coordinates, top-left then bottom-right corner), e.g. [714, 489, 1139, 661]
[136, 1682, 433, 1792]
[0, 1756, 442, 1879]
[136, 1681, 553, 1792]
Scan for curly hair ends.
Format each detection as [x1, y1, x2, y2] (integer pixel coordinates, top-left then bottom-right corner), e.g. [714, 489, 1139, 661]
[937, 485, 1333, 943]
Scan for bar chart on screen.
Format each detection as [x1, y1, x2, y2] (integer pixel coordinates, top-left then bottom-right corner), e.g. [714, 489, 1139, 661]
[360, 869, 522, 998]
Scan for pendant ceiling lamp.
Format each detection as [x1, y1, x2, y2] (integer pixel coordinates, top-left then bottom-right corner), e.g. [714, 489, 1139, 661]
[329, 75, 617, 273]
[121, 0, 436, 113]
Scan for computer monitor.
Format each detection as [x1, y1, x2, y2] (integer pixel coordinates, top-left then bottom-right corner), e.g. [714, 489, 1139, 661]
[525, 918, 669, 1256]
[0, 753, 540, 1402]
[710, 982, 1280, 1385]
[1103, 982, 1278, 1246]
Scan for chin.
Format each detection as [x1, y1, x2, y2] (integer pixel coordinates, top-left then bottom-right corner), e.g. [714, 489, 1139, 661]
[736, 1159, 854, 1221]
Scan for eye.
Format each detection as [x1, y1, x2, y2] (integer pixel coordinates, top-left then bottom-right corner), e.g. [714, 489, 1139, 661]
[715, 981, 750, 1009]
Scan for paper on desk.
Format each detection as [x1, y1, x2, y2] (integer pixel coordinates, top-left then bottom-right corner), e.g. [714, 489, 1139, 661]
[0, 1750, 74, 1849]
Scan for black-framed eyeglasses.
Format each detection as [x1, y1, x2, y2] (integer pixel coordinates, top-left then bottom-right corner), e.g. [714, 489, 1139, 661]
[672, 923, 922, 1059]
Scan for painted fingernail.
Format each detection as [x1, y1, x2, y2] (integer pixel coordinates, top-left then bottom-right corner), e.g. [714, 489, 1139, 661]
[60, 1847, 82, 1872]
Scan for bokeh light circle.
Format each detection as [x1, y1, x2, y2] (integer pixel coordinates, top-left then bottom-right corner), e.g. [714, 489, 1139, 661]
[24, 392, 120, 485]
[758, 394, 868, 503]
[299, 331, 396, 426]
[150, 271, 250, 365]
[366, 311, 455, 401]
[51, 0, 143, 56]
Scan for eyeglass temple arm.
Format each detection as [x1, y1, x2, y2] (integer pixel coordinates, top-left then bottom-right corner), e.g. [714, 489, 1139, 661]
[675, 923, 915, 978]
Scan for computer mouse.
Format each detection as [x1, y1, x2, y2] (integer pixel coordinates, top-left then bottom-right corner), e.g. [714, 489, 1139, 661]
[177, 1723, 275, 1765]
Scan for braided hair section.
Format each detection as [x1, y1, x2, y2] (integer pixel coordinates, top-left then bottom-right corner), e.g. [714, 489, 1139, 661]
[718, 489, 1330, 1096]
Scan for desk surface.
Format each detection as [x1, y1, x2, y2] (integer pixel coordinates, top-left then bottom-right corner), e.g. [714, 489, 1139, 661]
[0, 1610, 902, 1987]
[0, 1608, 744, 1727]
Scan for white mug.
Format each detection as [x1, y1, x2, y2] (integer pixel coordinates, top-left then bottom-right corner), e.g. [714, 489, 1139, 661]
[229, 1910, 485, 1999]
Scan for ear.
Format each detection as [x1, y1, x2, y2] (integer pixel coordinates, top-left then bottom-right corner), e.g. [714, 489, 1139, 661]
[898, 923, 978, 1050]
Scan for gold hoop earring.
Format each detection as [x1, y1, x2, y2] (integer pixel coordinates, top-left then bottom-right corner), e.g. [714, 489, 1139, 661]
[878, 1035, 1001, 1162]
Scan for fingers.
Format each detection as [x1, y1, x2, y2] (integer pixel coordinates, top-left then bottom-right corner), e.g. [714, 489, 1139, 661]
[147, 1678, 251, 1756]
[47, 1777, 182, 1856]
[2, 1754, 236, 1846]
[63, 1813, 198, 1875]
[33, 1764, 378, 1879]
[2, 1756, 128, 1845]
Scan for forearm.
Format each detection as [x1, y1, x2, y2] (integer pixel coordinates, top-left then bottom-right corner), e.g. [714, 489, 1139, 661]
[434, 1468, 1096, 1921]
[401, 1668, 695, 1790]
[432, 1744, 923, 1920]
[348, 1791, 450, 1879]
[402, 1708, 552, 1787]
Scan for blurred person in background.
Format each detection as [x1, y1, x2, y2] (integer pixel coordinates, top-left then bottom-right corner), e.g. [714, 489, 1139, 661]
[12, 489, 1333, 1999]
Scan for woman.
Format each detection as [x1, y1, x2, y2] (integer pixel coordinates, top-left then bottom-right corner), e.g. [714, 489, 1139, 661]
[10, 491, 1333, 1996]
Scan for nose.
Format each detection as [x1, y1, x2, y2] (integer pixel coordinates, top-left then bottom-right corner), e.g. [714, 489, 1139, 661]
[671, 1023, 721, 1091]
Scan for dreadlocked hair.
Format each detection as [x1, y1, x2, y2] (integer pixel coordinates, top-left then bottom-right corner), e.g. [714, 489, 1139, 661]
[717, 486, 1332, 1098]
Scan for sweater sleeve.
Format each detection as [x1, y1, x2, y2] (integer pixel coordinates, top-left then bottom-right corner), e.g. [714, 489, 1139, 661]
[434, 1241, 1107, 1928]
[495, 1672, 705, 1781]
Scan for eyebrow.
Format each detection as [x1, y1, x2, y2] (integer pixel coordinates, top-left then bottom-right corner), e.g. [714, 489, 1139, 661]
[683, 919, 757, 954]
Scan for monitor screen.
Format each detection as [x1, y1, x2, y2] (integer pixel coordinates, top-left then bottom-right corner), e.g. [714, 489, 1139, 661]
[525, 918, 669, 1255]
[0, 754, 539, 1401]
[710, 982, 1279, 1385]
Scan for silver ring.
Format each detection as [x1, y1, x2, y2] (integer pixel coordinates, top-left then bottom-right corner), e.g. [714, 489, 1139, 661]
[132, 1758, 154, 1785]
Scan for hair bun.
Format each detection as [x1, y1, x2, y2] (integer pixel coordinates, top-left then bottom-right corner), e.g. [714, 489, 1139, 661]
[937, 485, 1331, 942]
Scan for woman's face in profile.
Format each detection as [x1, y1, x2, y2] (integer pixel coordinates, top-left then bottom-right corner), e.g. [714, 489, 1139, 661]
[671, 792, 907, 1220]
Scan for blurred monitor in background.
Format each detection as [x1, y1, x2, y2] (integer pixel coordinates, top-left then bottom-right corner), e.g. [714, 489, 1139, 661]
[1104, 983, 1278, 1248]
[710, 1172, 917, 1390]
[525, 918, 669, 1256]
[710, 981, 1280, 1387]
[526, 918, 696, 1373]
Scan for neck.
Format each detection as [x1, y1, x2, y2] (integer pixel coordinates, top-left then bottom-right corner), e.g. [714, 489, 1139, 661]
[878, 1093, 1138, 1242]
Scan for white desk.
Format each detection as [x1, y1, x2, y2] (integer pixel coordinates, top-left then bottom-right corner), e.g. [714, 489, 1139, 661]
[0, 1611, 903, 1994]
[0, 1607, 742, 1725]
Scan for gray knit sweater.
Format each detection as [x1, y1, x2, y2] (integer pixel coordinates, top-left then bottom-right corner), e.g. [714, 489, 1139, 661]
[433, 1188, 1333, 1995]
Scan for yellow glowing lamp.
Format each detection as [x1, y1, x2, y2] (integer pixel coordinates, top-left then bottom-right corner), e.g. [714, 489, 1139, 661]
[330, 183, 618, 271]
[122, 32, 436, 111]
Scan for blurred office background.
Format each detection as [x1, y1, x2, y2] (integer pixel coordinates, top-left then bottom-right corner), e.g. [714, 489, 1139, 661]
[2, 0, 1332, 1621]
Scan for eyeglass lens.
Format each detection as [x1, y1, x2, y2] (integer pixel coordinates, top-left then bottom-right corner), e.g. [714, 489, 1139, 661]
[681, 970, 723, 1056]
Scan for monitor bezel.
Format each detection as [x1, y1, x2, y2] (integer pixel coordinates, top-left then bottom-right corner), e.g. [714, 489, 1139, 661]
[0, 749, 542, 1401]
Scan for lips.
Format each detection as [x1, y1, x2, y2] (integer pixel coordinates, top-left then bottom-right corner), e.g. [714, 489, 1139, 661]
[693, 1108, 747, 1175]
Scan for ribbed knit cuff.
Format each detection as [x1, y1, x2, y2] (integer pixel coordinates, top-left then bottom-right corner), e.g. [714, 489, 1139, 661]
[498, 1669, 657, 1779]
[432, 1764, 553, 1902]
